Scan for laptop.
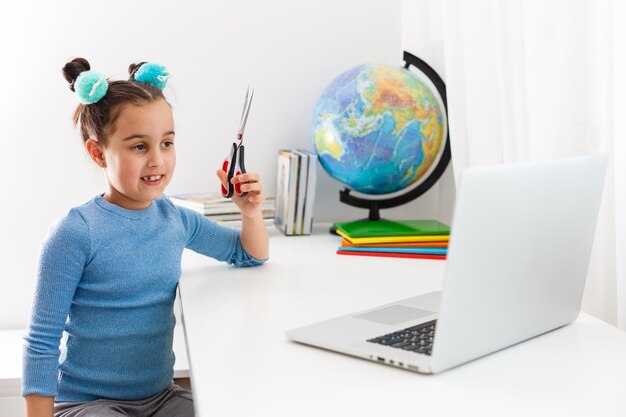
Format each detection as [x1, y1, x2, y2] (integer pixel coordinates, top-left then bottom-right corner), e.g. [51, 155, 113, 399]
[286, 154, 607, 374]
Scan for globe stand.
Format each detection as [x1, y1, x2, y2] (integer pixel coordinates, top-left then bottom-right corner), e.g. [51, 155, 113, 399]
[329, 51, 451, 235]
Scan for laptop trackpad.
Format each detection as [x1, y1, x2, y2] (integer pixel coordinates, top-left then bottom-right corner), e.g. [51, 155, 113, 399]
[355, 305, 434, 325]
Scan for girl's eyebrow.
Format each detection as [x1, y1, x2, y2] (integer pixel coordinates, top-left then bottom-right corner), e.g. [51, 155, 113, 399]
[122, 134, 148, 141]
[122, 131, 175, 141]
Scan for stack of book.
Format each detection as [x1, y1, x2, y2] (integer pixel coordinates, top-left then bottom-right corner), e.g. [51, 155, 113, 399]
[274, 149, 317, 236]
[333, 219, 450, 260]
[169, 192, 276, 227]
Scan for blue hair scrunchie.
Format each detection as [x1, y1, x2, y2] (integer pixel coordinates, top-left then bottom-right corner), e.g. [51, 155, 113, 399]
[134, 63, 171, 90]
[74, 70, 108, 104]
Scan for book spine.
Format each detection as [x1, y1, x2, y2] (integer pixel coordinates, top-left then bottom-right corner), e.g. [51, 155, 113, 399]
[301, 150, 317, 235]
[286, 152, 300, 235]
[274, 150, 291, 235]
[293, 150, 308, 235]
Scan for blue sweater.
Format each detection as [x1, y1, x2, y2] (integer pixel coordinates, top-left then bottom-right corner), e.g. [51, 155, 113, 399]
[22, 195, 265, 402]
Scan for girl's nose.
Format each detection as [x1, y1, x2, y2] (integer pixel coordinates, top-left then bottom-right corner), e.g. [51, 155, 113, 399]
[147, 149, 165, 167]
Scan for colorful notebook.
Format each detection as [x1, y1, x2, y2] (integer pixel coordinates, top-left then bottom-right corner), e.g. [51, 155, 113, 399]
[336, 229, 449, 245]
[338, 246, 447, 255]
[336, 250, 446, 260]
[333, 219, 450, 238]
[340, 239, 448, 248]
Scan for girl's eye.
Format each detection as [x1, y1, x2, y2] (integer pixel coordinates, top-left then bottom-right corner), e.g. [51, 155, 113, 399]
[162, 141, 174, 148]
[131, 144, 146, 151]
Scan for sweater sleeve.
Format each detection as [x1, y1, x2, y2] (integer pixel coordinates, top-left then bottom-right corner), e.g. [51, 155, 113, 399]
[22, 209, 90, 397]
[176, 205, 265, 267]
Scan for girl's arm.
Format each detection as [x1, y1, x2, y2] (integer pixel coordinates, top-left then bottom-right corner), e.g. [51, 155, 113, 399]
[240, 207, 269, 260]
[218, 170, 269, 260]
[25, 395, 53, 417]
[175, 171, 269, 266]
[23, 210, 88, 401]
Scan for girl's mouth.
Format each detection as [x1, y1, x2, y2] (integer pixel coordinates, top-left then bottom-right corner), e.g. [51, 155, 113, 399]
[141, 174, 164, 185]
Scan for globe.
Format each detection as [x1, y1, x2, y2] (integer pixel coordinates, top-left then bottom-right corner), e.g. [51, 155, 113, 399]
[312, 62, 447, 196]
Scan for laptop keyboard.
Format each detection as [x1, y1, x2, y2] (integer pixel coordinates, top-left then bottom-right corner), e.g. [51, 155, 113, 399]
[367, 319, 436, 356]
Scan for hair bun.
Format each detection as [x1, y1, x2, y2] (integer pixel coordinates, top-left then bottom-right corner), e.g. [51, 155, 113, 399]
[128, 62, 147, 78]
[131, 62, 171, 90]
[74, 70, 108, 104]
[62, 58, 91, 92]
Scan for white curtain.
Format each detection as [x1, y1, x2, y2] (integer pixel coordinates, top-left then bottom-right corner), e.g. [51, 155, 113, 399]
[403, 0, 626, 328]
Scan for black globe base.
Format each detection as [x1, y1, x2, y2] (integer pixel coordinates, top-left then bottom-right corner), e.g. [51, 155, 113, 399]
[329, 190, 387, 235]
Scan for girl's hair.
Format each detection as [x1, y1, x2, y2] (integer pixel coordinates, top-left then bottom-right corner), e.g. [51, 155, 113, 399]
[62, 57, 168, 145]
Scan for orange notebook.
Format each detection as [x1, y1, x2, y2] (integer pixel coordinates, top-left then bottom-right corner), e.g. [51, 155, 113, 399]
[341, 239, 448, 248]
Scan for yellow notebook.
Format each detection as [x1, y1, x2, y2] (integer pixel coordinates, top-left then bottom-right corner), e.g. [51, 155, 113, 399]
[337, 229, 450, 245]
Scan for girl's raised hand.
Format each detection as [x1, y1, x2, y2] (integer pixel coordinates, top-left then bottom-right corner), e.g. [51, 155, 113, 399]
[216, 170, 266, 218]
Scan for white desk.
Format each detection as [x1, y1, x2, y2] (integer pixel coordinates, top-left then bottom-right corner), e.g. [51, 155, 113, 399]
[179, 224, 626, 417]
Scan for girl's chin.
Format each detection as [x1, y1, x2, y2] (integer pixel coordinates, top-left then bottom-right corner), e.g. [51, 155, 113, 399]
[128, 190, 166, 207]
[143, 191, 165, 201]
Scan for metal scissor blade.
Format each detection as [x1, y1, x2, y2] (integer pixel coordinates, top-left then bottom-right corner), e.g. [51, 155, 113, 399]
[238, 87, 254, 136]
[240, 85, 251, 120]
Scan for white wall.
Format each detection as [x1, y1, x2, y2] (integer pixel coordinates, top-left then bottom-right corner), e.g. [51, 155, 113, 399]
[0, 0, 456, 329]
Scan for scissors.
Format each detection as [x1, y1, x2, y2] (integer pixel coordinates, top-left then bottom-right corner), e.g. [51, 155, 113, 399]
[221, 86, 254, 198]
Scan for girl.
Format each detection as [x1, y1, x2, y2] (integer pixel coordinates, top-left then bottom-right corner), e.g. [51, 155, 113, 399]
[22, 58, 269, 417]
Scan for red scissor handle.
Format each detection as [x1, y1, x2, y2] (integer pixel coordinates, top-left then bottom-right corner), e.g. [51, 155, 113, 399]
[221, 143, 247, 198]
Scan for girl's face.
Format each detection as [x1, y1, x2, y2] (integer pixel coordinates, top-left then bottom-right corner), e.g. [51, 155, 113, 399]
[98, 99, 176, 210]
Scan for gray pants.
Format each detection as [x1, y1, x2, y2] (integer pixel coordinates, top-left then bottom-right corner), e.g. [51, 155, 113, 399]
[53, 383, 194, 417]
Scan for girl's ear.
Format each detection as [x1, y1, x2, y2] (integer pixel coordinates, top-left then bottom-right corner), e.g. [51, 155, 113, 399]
[85, 139, 106, 167]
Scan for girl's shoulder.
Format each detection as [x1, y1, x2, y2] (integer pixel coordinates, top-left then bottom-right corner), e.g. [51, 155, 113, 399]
[46, 196, 106, 239]
[45, 205, 91, 250]
[56, 197, 102, 225]
[158, 194, 177, 210]
[159, 195, 218, 232]
[159, 194, 194, 218]
[156, 194, 187, 220]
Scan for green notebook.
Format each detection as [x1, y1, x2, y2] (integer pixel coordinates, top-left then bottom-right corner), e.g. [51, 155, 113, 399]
[333, 219, 450, 238]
